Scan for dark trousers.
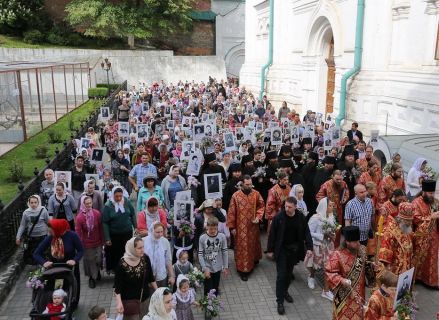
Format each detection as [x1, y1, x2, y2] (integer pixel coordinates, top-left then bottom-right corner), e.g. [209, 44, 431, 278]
[275, 249, 295, 304]
[204, 271, 221, 296]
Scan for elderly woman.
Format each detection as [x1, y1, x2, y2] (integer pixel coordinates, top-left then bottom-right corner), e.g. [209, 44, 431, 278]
[103, 187, 137, 272]
[33, 219, 84, 308]
[142, 287, 176, 320]
[48, 182, 77, 230]
[80, 180, 103, 213]
[137, 197, 168, 238]
[305, 197, 336, 301]
[289, 184, 308, 217]
[137, 174, 165, 212]
[75, 196, 104, 289]
[161, 166, 187, 211]
[16, 195, 50, 264]
[40, 169, 55, 207]
[143, 222, 175, 288]
[115, 237, 157, 320]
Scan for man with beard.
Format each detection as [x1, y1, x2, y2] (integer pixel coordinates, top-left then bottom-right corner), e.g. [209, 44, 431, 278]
[297, 137, 313, 171]
[377, 163, 405, 206]
[379, 189, 406, 225]
[378, 202, 415, 275]
[227, 175, 265, 281]
[279, 159, 304, 187]
[241, 154, 255, 176]
[412, 180, 439, 287]
[316, 170, 350, 247]
[265, 172, 292, 233]
[325, 226, 366, 320]
[223, 163, 242, 212]
[301, 151, 319, 217]
[358, 159, 381, 186]
[336, 145, 357, 201]
[313, 156, 336, 194]
[356, 145, 381, 179]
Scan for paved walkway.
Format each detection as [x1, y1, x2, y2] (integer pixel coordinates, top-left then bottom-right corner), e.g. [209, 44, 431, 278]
[0, 234, 438, 319]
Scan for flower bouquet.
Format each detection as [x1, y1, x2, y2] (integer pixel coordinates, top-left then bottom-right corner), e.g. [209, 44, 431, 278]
[188, 267, 205, 288]
[421, 164, 438, 180]
[322, 217, 341, 240]
[179, 220, 196, 239]
[26, 268, 46, 290]
[395, 292, 419, 320]
[198, 289, 224, 319]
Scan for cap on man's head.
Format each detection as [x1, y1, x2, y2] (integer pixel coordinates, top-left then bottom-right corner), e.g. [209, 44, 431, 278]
[343, 226, 360, 242]
[422, 179, 436, 192]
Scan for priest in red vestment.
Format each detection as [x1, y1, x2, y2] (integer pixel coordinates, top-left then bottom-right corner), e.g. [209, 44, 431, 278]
[325, 226, 366, 320]
[379, 189, 406, 225]
[377, 163, 405, 207]
[364, 270, 397, 320]
[265, 171, 291, 233]
[412, 180, 439, 287]
[228, 175, 265, 281]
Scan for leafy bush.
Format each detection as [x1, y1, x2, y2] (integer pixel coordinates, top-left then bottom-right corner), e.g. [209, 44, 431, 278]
[67, 33, 83, 46]
[23, 29, 44, 44]
[67, 116, 76, 131]
[7, 158, 24, 182]
[34, 145, 48, 159]
[88, 87, 109, 99]
[47, 129, 62, 143]
[46, 31, 68, 46]
[96, 83, 120, 90]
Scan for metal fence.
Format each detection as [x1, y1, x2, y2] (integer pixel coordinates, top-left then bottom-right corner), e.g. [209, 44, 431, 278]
[0, 80, 127, 265]
[0, 63, 90, 143]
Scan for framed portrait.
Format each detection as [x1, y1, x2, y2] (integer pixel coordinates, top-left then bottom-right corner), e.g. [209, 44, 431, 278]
[235, 127, 245, 141]
[186, 154, 202, 176]
[201, 113, 209, 122]
[137, 124, 149, 139]
[268, 121, 278, 128]
[90, 147, 105, 164]
[204, 123, 215, 137]
[316, 112, 323, 125]
[172, 110, 181, 120]
[370, 130, 379, 147]
[324, 132, 332, 151]
[291, 126, 300, 143]
[174, 200, 194, 226]
[182, 116, 192, 128]
[154, 124, 164, 135]
[281, 118, 290, 129]
[129, 124, 137, 135]
[54, 171, 72, 192]
[142, 102, 149, 114]
[118, 122, 129, 137]
[85, 174, 101, 190]
[204, 173, 222, 199]
[80, 138, 91, 149]
[100, 107, 110, 120]
[167, 120, 175, 130]
[271, 127, 282, 145]
[175, 190, 192, 202]
[223, 132, 236, 152]
[181, 141, 196, 160]
[194, 124, 205, 141]
[394, 267, 414, 310]
[255, 122, 264, 132]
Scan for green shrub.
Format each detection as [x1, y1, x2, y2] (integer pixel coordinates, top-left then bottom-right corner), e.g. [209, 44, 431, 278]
[47, 129, 62, 143]
[46, 31, 67, 45]
[23, 29, 44, 44]
[96, 83, 120, 90]
[67, 33, 83, 46]
[88, 87, 109, 99]
[67, 116, 75, 131]
[7, 158, 24, 182]
[34, 145, 48, 159]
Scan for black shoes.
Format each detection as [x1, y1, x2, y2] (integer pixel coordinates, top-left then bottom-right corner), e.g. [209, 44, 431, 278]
[97, 271, 101, 281]
[89, 278, 96, 289]
[284, 292, 294, 303]
[240, 274, 248, 281]
[277, 303, 285, 315]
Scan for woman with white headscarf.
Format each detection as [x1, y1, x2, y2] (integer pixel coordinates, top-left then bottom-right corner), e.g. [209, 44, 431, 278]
[115, 237, 157, 320]
[142, 287, 176, 320]
[305, 197, 336, 301]
[16, 195, 50, 264]
[289, 184, 308, 216]
[406, 158, 427, 199]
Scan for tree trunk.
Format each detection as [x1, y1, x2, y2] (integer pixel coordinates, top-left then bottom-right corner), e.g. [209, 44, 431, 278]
[127, 35, 135, 49]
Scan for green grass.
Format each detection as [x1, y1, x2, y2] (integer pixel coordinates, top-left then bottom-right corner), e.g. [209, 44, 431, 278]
[0, 99, 102, 205]
[0, 34, 128, 50]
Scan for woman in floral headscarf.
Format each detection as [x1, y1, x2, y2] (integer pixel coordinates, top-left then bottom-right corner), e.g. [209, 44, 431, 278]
[142, 287, 176, 320]
[75, 196, 104, 289]
[33, 219, 84, 308]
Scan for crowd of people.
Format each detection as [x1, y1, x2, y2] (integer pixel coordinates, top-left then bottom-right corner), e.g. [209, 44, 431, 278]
[15, 77, 439, 320]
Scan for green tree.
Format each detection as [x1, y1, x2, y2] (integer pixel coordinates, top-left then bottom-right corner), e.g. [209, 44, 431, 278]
[0, 0, 45, 34]
[65, 0, 193, 48]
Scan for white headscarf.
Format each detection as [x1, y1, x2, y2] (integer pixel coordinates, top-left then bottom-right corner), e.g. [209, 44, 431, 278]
[315, 197, 335, 225]
[145, 287, 174, 320]
[289, 184, 307, 214]
[143, 224, 167, 280]
[411, 158, 427, 174]
[174, 274, 195, 303]
[111, 187, 125, 213]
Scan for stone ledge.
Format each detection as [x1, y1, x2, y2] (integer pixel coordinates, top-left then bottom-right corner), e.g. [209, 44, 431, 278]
[0, 249, 24, 307]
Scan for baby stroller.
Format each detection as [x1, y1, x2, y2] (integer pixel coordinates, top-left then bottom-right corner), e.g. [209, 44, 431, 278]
[29, 263, 78, 320]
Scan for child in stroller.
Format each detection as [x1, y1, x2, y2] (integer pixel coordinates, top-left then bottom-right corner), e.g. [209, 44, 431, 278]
[43, 289, 66, 318]
[29, 263, 78, 320]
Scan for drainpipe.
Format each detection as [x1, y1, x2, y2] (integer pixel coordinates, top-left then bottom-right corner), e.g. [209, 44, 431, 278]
[259, 0, 274, 100]
[336, 0, 365, 126]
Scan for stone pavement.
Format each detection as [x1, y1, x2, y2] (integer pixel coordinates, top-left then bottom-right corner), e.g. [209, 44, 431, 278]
[0, 235, 438, 319]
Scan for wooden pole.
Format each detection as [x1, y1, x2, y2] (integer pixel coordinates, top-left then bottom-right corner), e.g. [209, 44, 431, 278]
[35, 69, 44, 130]
[16, 71, 27, 141]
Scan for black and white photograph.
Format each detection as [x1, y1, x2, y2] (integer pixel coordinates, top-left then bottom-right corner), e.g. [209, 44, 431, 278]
[316, 112, 323, 125]
[142, 102, 149, 114]
[394, 267, 414, 309]
[175, 190, 192, 202]
[91, 148, 105, 164]
[186, 154, 202, 176]
[137, 124, 148, 139]
[256, 122, 264, 132]
[332, 127, 341, 141]
[223, 132, 236, 152]
[174, 200, 194, 226]
[155, 124, 164, 135]
[100, 107, 110, 120]
[165, 106, 171, 115]
[129, 124, 137, 135]
[118, 122, 129, 137]
[172, 110, 181, 120]
[244, 126, 255, 140]
[281, 118, 290, 129]
[204, 173, 222, 199]
[182, 141, 196, 159]
[54, 171, 71, 191]
[80, 138, 91, 149]
[205, 123, 214, 137]
[194, 124, 205, 141]
[182, 116, 192, 128]
[167, 120, 175, 129]
[201, 113, 209, 122]
[323, 132, 332, 151]
[370, 130, 379, 147]
[271, 127, 282, 145]
[236, 127, 245, 141]
[291, 126, 300, 142]
[263, 129, 271, 144]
